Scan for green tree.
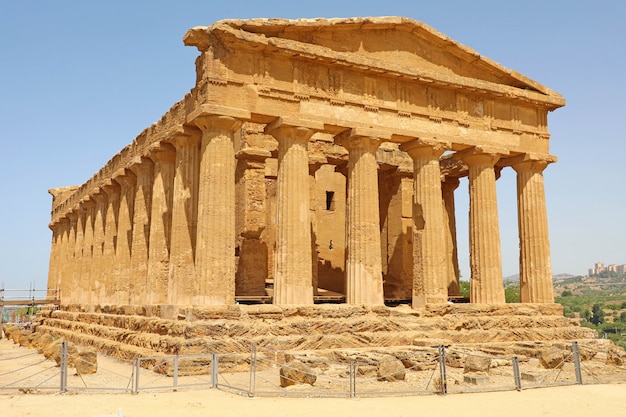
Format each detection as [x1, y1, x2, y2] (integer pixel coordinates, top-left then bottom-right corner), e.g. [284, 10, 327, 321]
[561, 290, 573, 297]
[619, 311, 626, 323]
[590, 303, 606, 325]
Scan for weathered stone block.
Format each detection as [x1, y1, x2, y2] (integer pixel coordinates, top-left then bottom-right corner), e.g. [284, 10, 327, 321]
[540, 350, 567, 369]
[280, 361, 316, 387]
[74, 349, 98, 375]
[463, 355, 491, 374]
[464, 375, 489, 385]
[377, 355, 406, 382]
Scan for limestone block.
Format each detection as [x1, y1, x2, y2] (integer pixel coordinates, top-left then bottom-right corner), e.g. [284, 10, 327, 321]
[377, 355, 406, 382]
[539, 350, 567, 369]
[464, 375, 489, 385]
[463, 355, 491, 374]
[401, 352, 438, 371]
[607, 348, 626, 366]
[74, 349, 98, 375]
[280, 361, 317, 387]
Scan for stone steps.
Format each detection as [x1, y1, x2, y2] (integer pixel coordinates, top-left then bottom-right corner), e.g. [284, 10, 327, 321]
[35, 304, 598, 360]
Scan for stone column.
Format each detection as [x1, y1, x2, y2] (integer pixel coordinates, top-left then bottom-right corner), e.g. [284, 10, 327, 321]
[101, 181, 120, 304]
[336, 131, 384, 306]
[112, 170, 136, 305]
[442, 176, 461, 296]
[79, 198, 96, 305]
[401, 139, 450, 307]
[129, 157, 155, 305]
[146, 143, 176, 305]
[265, 118, 321, 305]
[46, 219, 65, 299]
[90, 190, 107, 306]
[457, 148, 506, 304]
[71, 206, 85, 306]
[63, 211, 79, 306]
[512, 155, 556, 303]
[191, 115, 243, 305]
[167, 127, 201, 306]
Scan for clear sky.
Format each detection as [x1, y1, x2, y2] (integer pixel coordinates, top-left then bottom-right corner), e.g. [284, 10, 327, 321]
[1, 1, 624, 292]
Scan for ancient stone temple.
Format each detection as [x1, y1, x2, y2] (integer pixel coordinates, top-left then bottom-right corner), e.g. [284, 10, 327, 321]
[47, 17, 563, 311]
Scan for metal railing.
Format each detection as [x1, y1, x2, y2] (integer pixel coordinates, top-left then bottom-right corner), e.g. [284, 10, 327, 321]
[2, 339, 626, 396]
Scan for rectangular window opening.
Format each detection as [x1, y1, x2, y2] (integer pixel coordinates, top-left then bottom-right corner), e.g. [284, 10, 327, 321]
[325, 191, 335, 211]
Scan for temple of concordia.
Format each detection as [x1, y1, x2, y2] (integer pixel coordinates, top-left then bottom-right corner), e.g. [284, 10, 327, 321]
[40, 17, 596, 359]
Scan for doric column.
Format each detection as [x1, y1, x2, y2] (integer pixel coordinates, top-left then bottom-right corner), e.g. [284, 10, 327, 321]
[442, 176, 461, 296]
[167, 126, 201, 305]
[336, 130, 384, 306]
[189, 115, 243, 305]
[112, 169, 136, 305]
[64, 211, 79, 306]
[401, 139, 450, 307]
[457, 148, 506, 304]
[128, 157, 155, 305]
[101, 180, 120, 304]
[46, 219, 67, 299]
[146, 143, 176, 305]
[79, 198, 96, 305]
[90, 190, 107, 306]
[265, 118, 322, 305]
[71, 206, 86, 305]
[511, 154, 556, 303]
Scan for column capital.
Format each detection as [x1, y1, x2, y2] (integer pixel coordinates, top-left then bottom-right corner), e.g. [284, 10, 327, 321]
[334, 129, 384, 152]
[79, 197, 96, 210]
[129, 156, 155, 176]
[187, 103, 251, 125]
[167, 124, 202, 149]
[91, 188, 108, 204]
[147, 142, 176, 163]
[507, 153, 557, 173]
[101, 179, 121, 196]
[190, 114, 244, 133]
[400, 138, 450, 159]
[112, 168, 137, 185]
[454, 146, 509, 166]
[264, 117, 323, 141]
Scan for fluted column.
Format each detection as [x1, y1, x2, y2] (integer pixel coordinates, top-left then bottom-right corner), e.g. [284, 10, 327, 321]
[512, 155, 556, 303]
[402, 139, 449, 307]
[168, 127, 201, 305]
[336, 131, 384, 305]
[458, 148, 505, 304]
[147, 143, 176, 305]
[101, 181, 120, 304]
[46, 219, 66, 299]
[442, 176, 461, 296]
[265, 119, 321, 305]
[79, 198, 96, 305]
[112, 170, 136, 305]
[191, 115, 243, 305]
[90, 190, 107, 306]
[129, 157, 155, 305]
[64, 211, 79, 306]
[71, 206, 86, 305]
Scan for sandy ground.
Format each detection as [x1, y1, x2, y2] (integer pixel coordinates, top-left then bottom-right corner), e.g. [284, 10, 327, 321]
[3, 384, 626, 417]
[3, 338, 626, 417]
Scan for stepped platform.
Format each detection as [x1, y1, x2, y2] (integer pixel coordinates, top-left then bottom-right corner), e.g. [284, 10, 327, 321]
[34, 303, 598, 362]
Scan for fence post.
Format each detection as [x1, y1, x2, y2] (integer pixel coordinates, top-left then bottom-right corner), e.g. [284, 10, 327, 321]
[249, 344, 256, 397]
[60, 341, 68, 393]
[173, 356, 179, 392]
[512, 356, 522, 391]
[438, 345, 447, 395]
[572, 341, 583, 384]
[350, 360, 357, 398]
[133, 358, 141, 394]
[211, 354, 219, 388]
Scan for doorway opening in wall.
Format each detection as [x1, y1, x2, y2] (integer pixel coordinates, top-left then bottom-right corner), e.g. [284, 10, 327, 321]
[325, 191, 335, 211]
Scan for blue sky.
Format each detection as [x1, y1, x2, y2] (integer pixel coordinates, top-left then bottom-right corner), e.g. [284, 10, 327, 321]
[1, 1, 624, 291]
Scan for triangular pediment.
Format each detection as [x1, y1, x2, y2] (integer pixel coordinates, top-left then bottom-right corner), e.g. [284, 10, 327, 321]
[185, 17, 561, 105]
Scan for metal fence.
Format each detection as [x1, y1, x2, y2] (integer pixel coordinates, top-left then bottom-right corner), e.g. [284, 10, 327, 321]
[2, 340, 626, 396]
